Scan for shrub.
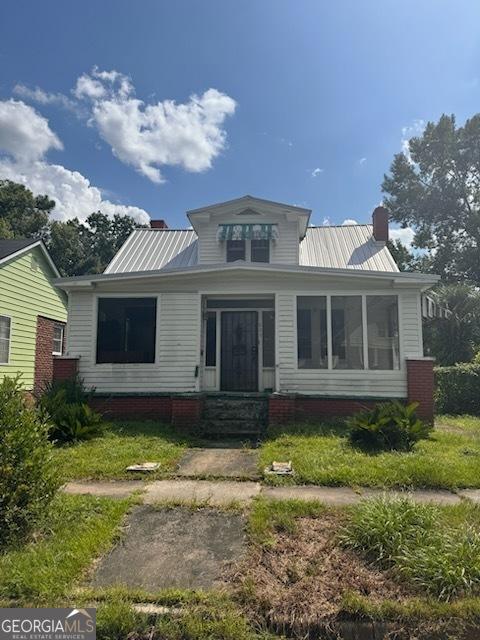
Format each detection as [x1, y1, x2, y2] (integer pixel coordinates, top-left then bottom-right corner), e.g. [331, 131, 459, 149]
[39, 377, 103, 444]
[0, 376, 60, 549]
[341, 496, 480, 601]
[347, 401, 431, 452]
[435, 363, 480, 415]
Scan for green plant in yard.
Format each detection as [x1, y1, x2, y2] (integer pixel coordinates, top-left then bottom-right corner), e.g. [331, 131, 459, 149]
[341, 497, 480, 601]
[0, 376, 60, 550]
[39, 377, 103, 444]
[347, 401, 431, 452]
[435, 363, 480, 415]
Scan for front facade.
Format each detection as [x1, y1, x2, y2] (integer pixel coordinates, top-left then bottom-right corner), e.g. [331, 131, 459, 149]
[55, 196, 438, 424]
[0, 239, 67, 392]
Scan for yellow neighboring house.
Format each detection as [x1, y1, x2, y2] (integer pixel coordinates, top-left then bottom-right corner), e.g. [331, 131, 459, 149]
[0, 238, 67, 392]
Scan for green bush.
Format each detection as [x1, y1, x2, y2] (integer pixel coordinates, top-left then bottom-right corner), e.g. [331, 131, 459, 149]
[39, 377, 103, 444]
[341, 497, 480, 601]
[435, 363, 480, 415]
[0, 376, 60, 549]
[347, 401, 431, 452]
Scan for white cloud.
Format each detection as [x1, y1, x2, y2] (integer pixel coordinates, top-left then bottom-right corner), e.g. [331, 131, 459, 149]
[342, 218, 359, 225]
[358, 157, 367, 165]
[390, 226, 415, 249]
[401, 119, 426, 162]
[76, 68, 236, 183]
[13, 84, 77, 112]
[311, 167, 323, 177]
[0, 99, 63, 161]
[0, 99, 149, 224]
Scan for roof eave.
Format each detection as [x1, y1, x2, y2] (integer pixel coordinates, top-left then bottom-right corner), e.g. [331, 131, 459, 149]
[0, 239, 61, 277]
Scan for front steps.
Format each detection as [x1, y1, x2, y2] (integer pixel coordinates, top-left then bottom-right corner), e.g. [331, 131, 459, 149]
[201, 395, 268, 438]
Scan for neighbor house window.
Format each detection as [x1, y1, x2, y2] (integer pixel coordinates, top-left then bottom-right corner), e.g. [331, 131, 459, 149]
[96, 297, 157, 364]
[251, 239, 270, 263]
[205, 312, 217, 367]
[0, 315, 11, 364]
[367, 295, 400, 370]
[226, 240, 246, 262]
[332, 296, 364, 369]
[262, 310, 275, 367]
[297, 296, 328, 369]
[52, 324, 64, 356]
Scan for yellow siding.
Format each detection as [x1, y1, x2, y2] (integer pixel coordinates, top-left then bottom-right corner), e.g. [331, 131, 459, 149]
[0, 247, 67, 389]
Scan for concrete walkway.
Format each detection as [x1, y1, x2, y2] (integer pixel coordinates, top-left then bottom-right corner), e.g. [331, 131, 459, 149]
[62, 479, 475, 506]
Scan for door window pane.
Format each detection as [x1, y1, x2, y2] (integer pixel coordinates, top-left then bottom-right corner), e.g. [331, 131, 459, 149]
[297, 297, 327, 368]
[262, 310, 275, 367]
[97, 298, 156, 363]
[251, 239, 270, 263]
[332, 296, 364, 369]
[205, 312, 216, 366]
[0, 315, 11, 364]
[226, 240, 246, 262]
[367, 296, 400, 369]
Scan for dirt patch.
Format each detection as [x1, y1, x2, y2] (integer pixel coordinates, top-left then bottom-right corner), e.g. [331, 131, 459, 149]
[230, 512, 408, 633]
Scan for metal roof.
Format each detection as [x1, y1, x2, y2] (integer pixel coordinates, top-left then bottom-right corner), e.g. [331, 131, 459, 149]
[104, 228, 197, 273]
[299, 225, 398, 272]
[105, 223, 398, 274]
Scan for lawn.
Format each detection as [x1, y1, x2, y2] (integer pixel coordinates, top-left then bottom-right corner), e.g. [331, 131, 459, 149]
[53, 420, 190, 481]
[259, 415, 480, 489]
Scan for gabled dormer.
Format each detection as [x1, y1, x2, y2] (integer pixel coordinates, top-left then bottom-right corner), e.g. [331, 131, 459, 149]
[187, 195, 311, 265]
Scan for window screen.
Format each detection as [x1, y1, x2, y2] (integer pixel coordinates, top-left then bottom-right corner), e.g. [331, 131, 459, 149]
[367, 296, 400, 369]
[332, 296, 364, 369]
[226, 240, 246, 262]
[297, 297, 327, 368]
[96, 298, 156, 364]
[251, 239, 270, 263]
[0, 316, 11, 364]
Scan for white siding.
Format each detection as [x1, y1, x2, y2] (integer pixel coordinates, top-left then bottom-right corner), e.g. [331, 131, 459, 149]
[66, 290, 200, 393]
[197, 212, 299, 265]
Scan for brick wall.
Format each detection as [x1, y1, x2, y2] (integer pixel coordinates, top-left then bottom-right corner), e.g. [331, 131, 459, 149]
[406, 358, 435, 423]
[268, 394, 296, 425]
[295, 397, 378, 420]
[52, 357, 79, 382]
[171, 395, 204, 428]
[90, 395, 172, 422]
[34, 316, 66, 393]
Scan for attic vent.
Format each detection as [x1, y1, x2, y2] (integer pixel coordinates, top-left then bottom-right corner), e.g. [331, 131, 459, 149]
[236, 208, 261, 216]
[216, 223, 279, 242]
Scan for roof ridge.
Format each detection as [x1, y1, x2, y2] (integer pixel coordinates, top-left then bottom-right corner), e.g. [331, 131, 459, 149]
[136, 227, 195, 232]
[306, 223, 372, 229]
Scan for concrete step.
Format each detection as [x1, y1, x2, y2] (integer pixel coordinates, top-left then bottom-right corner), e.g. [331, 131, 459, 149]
[201, 419, 264, 436]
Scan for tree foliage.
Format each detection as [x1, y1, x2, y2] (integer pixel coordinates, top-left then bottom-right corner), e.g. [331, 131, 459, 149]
[382, 114, 480, 284]
[0, 180, 145, 276]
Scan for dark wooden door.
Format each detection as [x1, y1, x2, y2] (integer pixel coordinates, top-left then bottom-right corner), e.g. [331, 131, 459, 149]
[221, 311, 258, 391]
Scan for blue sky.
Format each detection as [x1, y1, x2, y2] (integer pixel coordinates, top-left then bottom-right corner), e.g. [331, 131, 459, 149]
[1, 0, 480, 235]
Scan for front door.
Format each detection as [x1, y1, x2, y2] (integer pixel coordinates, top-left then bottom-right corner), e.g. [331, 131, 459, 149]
[221, 311, 258, 391]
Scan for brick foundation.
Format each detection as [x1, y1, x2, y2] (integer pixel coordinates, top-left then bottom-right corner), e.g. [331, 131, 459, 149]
[52, 357, 79, 382]
[34, 316, 66, 393]
[268, 394, 296, 425]
[171, 395, 204, 429]
[295, 397, 378, 421]
[406, 357, 435, 423]
[90, 395, 172, 421]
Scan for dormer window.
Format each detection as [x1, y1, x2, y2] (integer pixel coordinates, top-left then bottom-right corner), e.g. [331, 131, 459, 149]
[226, 240, 246, 262]
[226, 238, 270, 263]
[219, 223, 277, 264]
[251, 239, 269, 263]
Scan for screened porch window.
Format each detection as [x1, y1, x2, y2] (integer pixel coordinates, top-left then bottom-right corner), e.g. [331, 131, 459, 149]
[96, 297, 156, 364]
[367, 295, 400, 370]
[332, 296, 364, 370]
[297, 296, 328, 369]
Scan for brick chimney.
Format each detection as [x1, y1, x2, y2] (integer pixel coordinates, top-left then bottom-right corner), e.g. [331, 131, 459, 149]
[150, 219, 168, 229]
[372, 206, 389, 242]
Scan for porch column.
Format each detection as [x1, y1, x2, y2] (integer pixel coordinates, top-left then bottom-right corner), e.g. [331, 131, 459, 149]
[406, 357, 435, 424]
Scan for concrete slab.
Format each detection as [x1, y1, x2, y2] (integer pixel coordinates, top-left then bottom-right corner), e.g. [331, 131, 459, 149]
[92, 505, 246, 590]
[457, 489, 480, 503]
[176, 448, 259, 478]
[62, 481, 145, 498]
[360, 488, 462, 505]
[144, 479, 261, 506]
[262, 485, 360, 505]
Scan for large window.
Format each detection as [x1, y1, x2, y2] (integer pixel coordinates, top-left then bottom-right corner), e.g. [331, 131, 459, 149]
[332, 296, 364, 369]
[226, 240, 246, 262]
[96, 298, 157, 364]
[0, 315, 11, 364]
[296, 295, 400, 370]
[367, 296, 400, 370]
[297, 297, 328, 369]
[226, 239, 270, 263]
[251, 239, 270, 263]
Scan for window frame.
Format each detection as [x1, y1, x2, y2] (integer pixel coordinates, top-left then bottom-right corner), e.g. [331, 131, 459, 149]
[92, 294, 160, 367]
[295, 293, 402, 371]
[225, 239, 271, 264]
[52, 323, 64, 356]
[0, 314, 12, 365]
[251, 239, 270, 263]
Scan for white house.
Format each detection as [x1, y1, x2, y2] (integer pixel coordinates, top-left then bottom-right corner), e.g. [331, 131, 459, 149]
[54, 196, 438, 429]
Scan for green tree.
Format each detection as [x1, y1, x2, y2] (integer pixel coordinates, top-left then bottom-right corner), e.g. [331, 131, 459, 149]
[423, 283, 480, 365]
[382, 114, 480, 283]
[387, 239, 416, 271]
[0, 180, 54, 238]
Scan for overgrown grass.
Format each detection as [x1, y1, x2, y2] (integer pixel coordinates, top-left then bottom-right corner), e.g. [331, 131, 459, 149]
[259, 416, 480, 488]
[53, 420, 190, 481]
[0, 493, 132, 603]
[341, 497, 480, 601]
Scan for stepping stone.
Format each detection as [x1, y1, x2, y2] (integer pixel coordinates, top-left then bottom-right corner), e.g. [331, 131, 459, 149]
[176, 448, 259, 478]
[457, 489, 480, 503]
[126, 462, 160, 472]
[92, 505, 246, 590]
[62, 480, 145, 498]
[144, 479, 261, 506]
